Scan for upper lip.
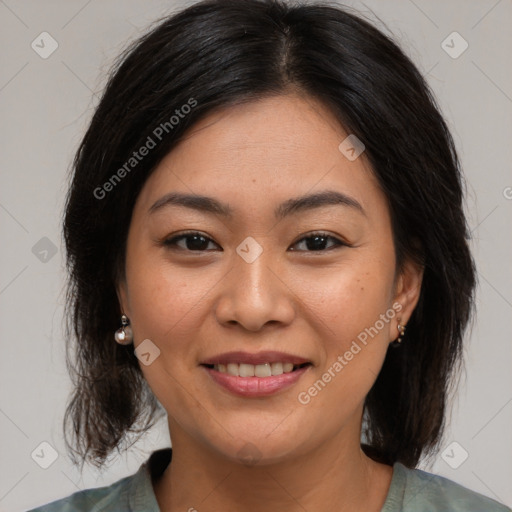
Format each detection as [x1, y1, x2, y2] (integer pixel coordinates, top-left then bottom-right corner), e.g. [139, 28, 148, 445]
[200, 351, 311, 366]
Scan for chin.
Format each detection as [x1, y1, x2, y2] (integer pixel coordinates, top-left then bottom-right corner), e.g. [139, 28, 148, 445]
[208, 432, 310, 467]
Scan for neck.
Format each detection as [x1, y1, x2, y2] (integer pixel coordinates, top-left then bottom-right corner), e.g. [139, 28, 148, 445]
[153, 421, 393, 512]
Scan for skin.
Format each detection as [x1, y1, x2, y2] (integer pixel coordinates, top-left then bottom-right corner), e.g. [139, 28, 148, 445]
[117, 92, 423, 512]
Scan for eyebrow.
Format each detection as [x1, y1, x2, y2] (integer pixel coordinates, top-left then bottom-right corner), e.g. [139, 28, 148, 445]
[148, 190, 365, 219]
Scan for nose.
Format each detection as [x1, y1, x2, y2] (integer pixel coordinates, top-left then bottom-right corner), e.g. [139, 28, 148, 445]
[214, 247, 296, 332]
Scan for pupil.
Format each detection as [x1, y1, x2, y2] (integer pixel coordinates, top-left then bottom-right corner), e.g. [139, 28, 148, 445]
[308, 235, 326, 251]
[187, 235, 208, 250]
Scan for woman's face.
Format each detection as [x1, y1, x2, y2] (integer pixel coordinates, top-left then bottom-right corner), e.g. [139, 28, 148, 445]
[118, 93, 422, 464]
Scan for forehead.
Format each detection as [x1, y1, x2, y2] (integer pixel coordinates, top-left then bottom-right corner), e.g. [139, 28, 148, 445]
[134, 93, 387, 223]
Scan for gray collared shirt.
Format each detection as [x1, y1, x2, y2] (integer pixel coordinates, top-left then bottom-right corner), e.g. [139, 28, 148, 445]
[28, 448, 511, 511]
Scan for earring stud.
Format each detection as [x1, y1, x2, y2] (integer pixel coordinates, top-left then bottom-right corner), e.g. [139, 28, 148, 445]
[396, 322, 406, 344]
[114, 314, 133, 345]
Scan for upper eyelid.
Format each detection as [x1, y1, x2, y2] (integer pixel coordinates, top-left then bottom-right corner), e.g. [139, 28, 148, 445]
[164, 231, 219, 246]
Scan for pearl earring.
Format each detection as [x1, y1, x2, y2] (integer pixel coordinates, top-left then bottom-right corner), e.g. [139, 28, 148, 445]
[114, 314, 133, 345]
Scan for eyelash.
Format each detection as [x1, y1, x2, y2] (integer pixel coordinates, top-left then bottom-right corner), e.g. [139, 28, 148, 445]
[161, 230, 348, 253]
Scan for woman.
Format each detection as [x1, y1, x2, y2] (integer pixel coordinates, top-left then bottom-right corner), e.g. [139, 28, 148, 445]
[29, 0, 511, 510]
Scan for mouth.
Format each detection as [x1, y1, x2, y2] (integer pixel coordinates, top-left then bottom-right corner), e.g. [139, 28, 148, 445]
[200, 353, 312, 397]
[201, 362, 311, 377]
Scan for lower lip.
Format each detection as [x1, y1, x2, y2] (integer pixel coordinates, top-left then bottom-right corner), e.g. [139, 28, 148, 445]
[202, 365, 311, 397]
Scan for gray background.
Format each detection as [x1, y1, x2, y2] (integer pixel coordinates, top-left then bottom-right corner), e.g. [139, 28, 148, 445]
[0, 0, 511, 510]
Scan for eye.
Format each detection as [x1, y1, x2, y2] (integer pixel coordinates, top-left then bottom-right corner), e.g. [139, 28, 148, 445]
[162, 231, 220, 252]
[289, 232, 346, 252]
[161, 231, 347, 253]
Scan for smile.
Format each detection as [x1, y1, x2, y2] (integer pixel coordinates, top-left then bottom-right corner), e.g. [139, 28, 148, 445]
[207, 362, 309, 377]
[201, 362, 312, 397]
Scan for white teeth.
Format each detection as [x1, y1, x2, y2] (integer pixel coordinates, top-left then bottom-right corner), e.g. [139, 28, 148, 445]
[255, 363, 271, 377]
[270, 362, 283, 375]
[212, 362, 305, 377]
[227, 363, 239, 376]
[239, 363, 255, 377]
[283, 362, 294, 373]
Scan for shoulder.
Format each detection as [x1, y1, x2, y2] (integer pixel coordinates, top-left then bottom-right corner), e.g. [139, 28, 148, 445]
[26, 471, 138, 512]
[385, 462, 511, 512]
[27, 448, 170, 512]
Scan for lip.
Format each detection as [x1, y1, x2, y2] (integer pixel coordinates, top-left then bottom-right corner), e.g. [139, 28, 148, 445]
[202, 364, 311, 397]
[200, 351, 311, 366]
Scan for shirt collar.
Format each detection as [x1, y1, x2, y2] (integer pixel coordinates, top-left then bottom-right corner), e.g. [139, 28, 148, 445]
[128, 448, 173, 511]
[127, 448, 406, 511]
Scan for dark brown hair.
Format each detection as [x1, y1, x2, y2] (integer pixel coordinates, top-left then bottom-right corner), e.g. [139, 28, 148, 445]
[62, 0, 476, 470]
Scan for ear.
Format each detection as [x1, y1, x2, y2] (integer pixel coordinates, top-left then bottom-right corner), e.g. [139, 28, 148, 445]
[391, 257, 424, 341]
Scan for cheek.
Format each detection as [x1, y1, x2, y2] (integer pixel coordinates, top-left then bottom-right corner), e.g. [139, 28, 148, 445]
[296, 289, 393, 429]
[135, 281, 206, 347]
[124, 247, 216, 349]
[124, 255, 213, 411]
[296, 261, 395, 342]
[292, 260, 395, 406]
